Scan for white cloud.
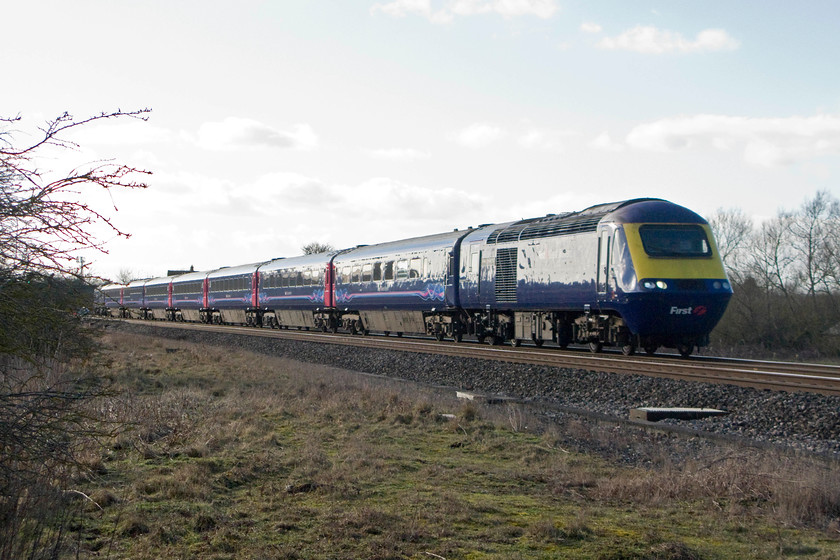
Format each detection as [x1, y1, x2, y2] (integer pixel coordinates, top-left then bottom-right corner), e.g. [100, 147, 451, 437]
[626, 114, 840, 166]
[364, 147, 432, 161]
[370, 0, 434, 19]
[580, 22, 602, 33]
[597, 26, 740, 54]
[517, 128, 573, 152]
[196, 118, 318, 151]
[589, 131, 624, 152]
[200, 172, 490, 253]
[370, 0, 557, 23]
[452, 123, 505, 148]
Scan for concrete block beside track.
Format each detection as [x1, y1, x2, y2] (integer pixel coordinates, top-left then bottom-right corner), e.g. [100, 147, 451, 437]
[630, 407, 728, 422]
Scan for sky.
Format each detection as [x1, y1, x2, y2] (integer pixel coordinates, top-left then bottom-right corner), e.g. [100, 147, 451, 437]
[4, 0, 840, 280]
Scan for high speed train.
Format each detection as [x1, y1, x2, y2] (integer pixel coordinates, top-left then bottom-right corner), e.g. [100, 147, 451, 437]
[98, 198, 732, 357]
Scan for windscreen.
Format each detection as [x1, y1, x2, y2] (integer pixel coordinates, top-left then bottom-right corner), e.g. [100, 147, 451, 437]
[638, 225, 711, 257]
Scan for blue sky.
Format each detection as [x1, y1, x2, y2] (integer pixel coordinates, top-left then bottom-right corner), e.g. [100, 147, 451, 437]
[4, 0, 840, 279]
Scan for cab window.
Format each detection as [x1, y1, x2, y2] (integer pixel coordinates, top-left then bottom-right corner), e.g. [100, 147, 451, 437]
[639, 225, 711, 257]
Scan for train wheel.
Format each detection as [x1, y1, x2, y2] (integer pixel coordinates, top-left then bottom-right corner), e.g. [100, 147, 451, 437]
[621, 344, 636, 356]
[451, 332, 463, 343]
[532, 338, 544, 348]
[588, 341, 602, 353]
[644, 345, 657, 355]
[677, 343, 694, 358]
[509, 338, 521, 347]
[435, 331, 444, 342]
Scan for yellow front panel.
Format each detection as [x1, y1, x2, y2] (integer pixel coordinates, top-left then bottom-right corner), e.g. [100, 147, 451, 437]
[623, 223, 727, 279]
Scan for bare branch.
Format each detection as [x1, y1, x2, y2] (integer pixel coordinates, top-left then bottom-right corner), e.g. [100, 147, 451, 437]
[1, 110, 152, 277]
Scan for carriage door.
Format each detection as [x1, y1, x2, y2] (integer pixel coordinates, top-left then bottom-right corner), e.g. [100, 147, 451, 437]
[468, 243, 482, 299]
[597, 229, 612, 296]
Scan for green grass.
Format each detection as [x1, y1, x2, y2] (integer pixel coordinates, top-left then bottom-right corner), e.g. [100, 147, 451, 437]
[69, 332, 840, 559]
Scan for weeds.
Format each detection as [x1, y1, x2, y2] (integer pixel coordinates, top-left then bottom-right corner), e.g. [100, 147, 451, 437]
[51, 332, 840, 558]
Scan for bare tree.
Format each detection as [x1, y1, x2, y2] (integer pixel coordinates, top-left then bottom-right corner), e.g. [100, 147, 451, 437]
[787, 190, 840, 303]
[1, 110, 151, 277]
[746, 213, 798, 298]
[116, 267, 140, 284]
[708, 207, 753, 283]
[301, 242, 335, 255]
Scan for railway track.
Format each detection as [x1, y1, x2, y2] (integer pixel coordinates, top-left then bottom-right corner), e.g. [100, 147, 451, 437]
[116, 319, 840, 396]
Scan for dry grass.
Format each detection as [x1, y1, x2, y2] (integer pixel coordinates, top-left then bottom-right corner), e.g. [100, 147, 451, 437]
[56, 331, 840, 559]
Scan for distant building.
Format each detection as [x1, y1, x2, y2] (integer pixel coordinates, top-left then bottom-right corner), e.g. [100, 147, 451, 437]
[167, 265, 195, 276]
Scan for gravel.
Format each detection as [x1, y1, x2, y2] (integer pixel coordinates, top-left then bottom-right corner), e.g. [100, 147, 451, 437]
[106, 321, 840, 460]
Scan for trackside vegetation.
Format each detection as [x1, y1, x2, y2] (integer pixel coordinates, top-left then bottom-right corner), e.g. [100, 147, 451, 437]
[1, 110, 150, 559]
[59, 331, 840, 559]
[709, 191, 840, 359]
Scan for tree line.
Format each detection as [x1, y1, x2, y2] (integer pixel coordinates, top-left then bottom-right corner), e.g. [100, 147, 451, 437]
[709, 190, 840, 357]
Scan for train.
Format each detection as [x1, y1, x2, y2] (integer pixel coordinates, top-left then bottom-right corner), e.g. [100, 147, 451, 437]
[97, 198, 733, 357]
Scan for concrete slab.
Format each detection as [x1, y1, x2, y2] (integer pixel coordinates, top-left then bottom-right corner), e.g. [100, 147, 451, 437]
[630, 407, 728, 422]
[456, 391, 517, 405]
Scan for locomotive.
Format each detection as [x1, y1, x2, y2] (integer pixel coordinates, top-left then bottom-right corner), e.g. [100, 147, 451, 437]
[99, 198, 732, 357]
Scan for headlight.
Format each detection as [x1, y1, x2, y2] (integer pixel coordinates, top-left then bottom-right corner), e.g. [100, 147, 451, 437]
[713, 281, 722, 289]
[643, 281, 656, 290]
[722, 281, 731, 290]
[656, 281, 668, 290]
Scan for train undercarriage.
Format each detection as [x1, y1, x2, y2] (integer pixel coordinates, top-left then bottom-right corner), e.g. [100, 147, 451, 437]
[120, 305, 701, 357]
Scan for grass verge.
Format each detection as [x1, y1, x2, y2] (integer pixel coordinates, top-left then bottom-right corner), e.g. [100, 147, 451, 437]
[67, 331, 840, 559]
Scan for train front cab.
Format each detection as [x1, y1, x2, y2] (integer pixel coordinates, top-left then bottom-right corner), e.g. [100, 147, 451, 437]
[593, 207, 732, 357]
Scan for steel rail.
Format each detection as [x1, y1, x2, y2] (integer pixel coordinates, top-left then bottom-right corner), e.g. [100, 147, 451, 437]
[118, 319, 840, 396]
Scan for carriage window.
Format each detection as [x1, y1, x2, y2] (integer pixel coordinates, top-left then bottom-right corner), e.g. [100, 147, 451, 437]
[396, 260, 409, 279]
[303, 270, 311, 286]
[639, 225, 712, 258]
[351, 266, 361, 282]
[384, 261, 394, 280]
[362, 263, 372, 282]
[373, 263, 382, 281]
[409, 258, 421, 279]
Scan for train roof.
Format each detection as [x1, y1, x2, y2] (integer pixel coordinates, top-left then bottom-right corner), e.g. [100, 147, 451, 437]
[481, 198, 705, 245]
[207, 262, 264, 279]
[259, 252, 338, 273]
[144, 276, 176, 287]
[335, 229, 471, 262]
[605, 198, 707, 224]
[171, 270, 209, 283]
